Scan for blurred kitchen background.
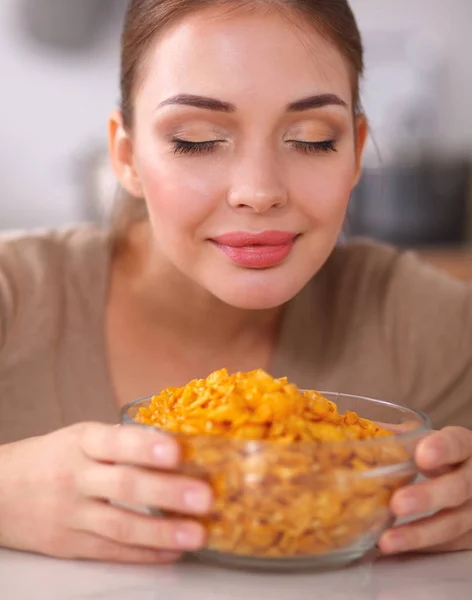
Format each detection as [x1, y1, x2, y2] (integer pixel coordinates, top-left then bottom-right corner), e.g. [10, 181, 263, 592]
[2, 0, 472, 255]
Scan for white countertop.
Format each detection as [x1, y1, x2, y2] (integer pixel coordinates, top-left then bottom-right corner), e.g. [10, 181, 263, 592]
[1, 549, 471, 600]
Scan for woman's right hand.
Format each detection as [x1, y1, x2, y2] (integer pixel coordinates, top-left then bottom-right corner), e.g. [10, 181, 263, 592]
[0, 423, 213, 563]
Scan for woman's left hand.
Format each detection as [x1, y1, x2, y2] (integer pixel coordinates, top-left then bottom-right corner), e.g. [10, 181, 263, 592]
[379, 426, 472, 554]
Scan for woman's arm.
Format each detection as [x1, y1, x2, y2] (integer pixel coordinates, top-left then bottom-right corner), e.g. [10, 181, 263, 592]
[379, 250, 472, 553]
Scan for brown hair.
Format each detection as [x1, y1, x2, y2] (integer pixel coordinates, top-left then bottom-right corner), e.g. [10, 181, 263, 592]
[112, 0, 364, 231]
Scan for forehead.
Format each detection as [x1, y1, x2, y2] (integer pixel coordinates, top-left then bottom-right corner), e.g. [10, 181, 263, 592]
[136, 6, 353, 112]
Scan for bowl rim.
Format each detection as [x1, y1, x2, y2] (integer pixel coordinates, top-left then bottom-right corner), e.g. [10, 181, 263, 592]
[120, 390, 432, 450]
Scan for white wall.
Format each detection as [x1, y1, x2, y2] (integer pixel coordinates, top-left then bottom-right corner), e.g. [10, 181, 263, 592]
[352, 0, 472, 155]
[1, 0, 472, 229]
[0, 0, 125, 229]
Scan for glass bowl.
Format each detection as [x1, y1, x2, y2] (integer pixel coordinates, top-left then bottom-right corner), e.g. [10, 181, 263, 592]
[121, 392, 430, 572]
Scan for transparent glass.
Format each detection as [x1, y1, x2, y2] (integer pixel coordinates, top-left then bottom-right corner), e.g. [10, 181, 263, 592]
[121, 393, 430, 572]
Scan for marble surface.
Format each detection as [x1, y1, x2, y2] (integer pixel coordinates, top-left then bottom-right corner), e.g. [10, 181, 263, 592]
[1, 549, 471, 600]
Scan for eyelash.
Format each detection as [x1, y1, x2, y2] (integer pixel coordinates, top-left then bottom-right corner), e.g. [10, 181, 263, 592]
[289, 140, 337, 154]
[172, 139, 222, 155]
[171, 138, 337, 156]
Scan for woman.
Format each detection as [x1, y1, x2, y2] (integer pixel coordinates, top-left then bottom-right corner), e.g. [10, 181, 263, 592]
[0, 0, 471, 564]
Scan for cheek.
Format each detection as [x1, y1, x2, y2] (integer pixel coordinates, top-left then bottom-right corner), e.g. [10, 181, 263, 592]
[137, 152, 226, 239]
[290, 157, 356, 224]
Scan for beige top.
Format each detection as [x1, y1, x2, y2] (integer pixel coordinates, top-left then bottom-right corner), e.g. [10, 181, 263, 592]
[1, 225, 471, 445]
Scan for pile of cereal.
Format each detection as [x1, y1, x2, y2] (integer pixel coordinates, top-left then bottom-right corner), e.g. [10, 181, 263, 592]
[136, 368, 391, 442]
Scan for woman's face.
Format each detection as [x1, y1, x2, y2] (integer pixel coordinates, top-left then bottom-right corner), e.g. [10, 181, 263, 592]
[113, 7, 366, 309]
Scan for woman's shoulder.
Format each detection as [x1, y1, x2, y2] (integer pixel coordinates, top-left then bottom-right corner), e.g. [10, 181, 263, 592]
[309, 238, 472, 428]
[309, 236, 472, 361]
[324, 237, 468, 293]
[0, 224, 111, 357]
[0, 223, 110, 262]
[0, 224, 111, 302]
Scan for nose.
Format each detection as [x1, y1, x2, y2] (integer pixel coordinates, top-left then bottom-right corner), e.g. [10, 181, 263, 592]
[227, 151, 288, 213]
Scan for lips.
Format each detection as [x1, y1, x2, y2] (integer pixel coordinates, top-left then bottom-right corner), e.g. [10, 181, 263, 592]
[210, 231, 298, 268]
[212, 231, 297, 247]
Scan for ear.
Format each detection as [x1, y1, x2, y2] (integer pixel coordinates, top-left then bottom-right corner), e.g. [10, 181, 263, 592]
[108, 110, 144, 198]
[352, 114, 368, 187]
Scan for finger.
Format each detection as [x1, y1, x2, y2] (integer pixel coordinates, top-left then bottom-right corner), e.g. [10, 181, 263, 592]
[416, 428, 472, 471]
[391, 459, 472, 517]
[418, 464, 455, 479]
[379, 499, 472, 554]
[80, 423, 180, 469]
[78, 463, 213, 516]
[68, 531, 182, 564]
[76, 500, 206, 552]
[420, 529, 472, 553]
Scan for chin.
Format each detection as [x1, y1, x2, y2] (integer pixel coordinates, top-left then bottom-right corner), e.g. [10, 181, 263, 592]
[217, 290, 293, 310]
[207, 271, 309, 310]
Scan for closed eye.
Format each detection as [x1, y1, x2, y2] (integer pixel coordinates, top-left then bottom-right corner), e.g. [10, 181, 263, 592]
[172, 138, 222, 155]
[288, 140, 337, 154]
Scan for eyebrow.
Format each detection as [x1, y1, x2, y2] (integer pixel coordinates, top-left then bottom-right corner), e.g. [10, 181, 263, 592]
[158, 94, 236, 113]
[157, 92, 348, 113]
[286, 94, 348, 112]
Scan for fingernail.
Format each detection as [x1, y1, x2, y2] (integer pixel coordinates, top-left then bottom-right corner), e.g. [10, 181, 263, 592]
[424, 445, 442, 465]
[184, 488, 212, 514]
[176, 526, 204, 550]
[153, 441, 179, 467]
[420, 437, 444, 466]
[397, 494, 420, 516]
